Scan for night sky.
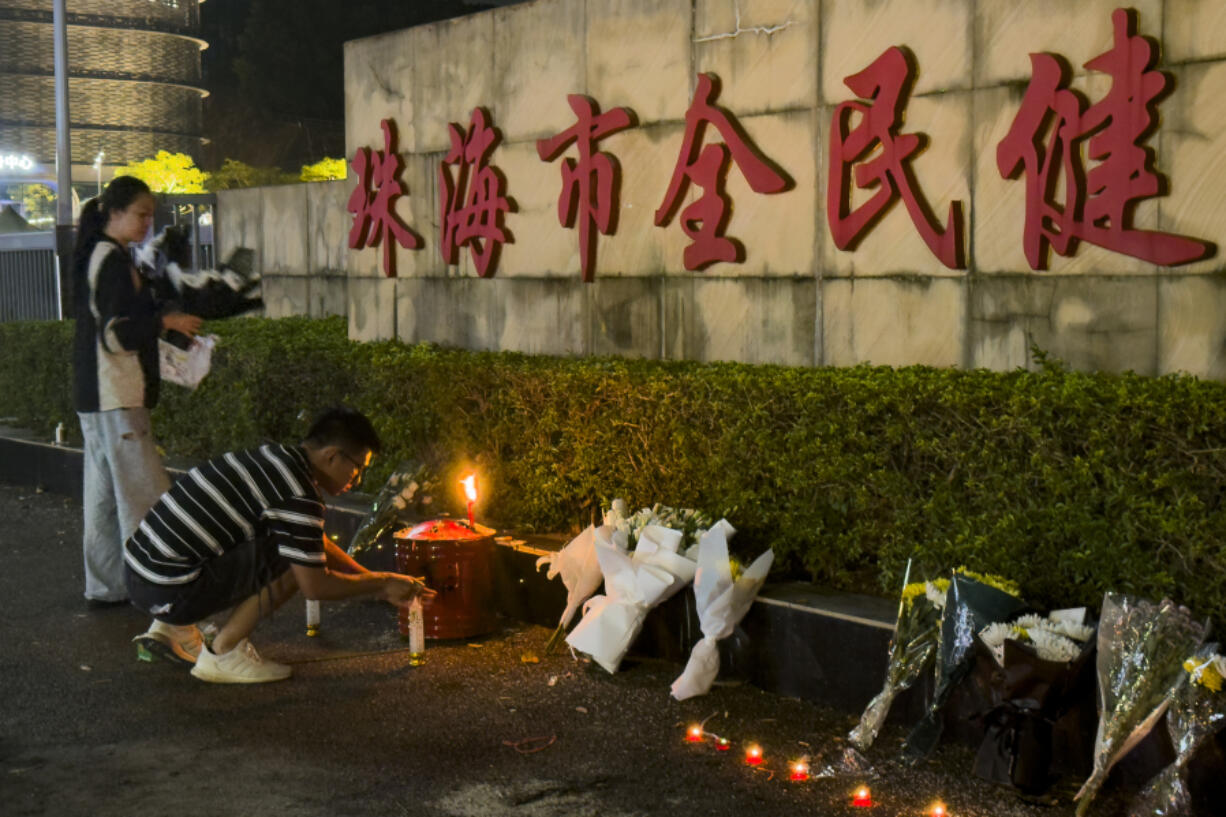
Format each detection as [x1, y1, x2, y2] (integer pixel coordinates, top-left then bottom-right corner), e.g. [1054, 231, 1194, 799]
[197, 0, 513, 170]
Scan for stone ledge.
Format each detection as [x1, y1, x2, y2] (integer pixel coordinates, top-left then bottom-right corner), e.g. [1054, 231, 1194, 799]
[0, 425, 905, 716]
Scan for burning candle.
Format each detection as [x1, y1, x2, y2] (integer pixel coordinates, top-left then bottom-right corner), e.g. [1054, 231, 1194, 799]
[789, 760, 809, 782]
[715, 737, 731, 751]
[460, 474, 477, 526]
[685, 724, 703, 743]
[852, 785, 873, 808]
[744, 744, 763, 765]
[929, 802, 947, 817]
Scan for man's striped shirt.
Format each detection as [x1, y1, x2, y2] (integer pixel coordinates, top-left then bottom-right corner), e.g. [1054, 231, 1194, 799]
[124, 444, 326, 585]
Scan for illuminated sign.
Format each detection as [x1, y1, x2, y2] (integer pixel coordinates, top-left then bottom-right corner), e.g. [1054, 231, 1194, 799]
[1, 153, 37, 172]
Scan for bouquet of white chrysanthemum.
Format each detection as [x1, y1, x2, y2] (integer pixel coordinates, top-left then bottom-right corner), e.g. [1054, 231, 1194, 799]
[847, 563, 946, 752]
[565, 516, 700, 674]
[1127, 646, 1226, 817]
[979, 610, 1095, 668]
[347, 461, 436, 556]
[670, 520, 773, 701]
[972, 608, 1098, 795]
[1073, 594, 1209, 817]
[604, 500, 715, 558]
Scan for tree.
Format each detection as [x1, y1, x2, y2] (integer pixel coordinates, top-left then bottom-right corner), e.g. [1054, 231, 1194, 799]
[114, 151, 208, 193]
[206, 159, 295, 191]
[299, 157, 347, 182]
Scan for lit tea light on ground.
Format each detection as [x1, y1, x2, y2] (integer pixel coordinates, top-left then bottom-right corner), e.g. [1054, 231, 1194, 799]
[685, 724, 703, 742]
[715, 737, 731, 751]
[744, 744, 763, 765]
[929, 801, 947, 817]
[789, 760, 809, 781]
[852, 785, 873, 807]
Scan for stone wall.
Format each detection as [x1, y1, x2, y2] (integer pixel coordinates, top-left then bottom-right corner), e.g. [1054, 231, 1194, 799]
[222, 0, 1226, 377]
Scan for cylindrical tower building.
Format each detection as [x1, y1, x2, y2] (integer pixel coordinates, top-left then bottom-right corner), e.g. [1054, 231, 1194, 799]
[0, 0, 207, 198]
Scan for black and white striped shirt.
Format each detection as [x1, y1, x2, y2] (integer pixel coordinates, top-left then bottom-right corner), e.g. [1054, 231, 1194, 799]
[124, 444, 326, 585]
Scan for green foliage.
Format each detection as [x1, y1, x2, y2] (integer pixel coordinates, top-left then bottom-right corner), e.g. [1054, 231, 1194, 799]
[299, 157, 347, 182]
[114, 151, 208, 194]
[205, 159, 296, 191]
[3, 316, 1226, 629]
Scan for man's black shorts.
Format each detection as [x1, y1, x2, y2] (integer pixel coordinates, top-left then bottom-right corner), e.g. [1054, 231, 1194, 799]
[125, 540, 291, 625]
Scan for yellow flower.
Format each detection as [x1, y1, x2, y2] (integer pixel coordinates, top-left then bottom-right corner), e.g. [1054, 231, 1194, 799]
[1185, 657, 1224, 692]
[956, 567, 1023, 598]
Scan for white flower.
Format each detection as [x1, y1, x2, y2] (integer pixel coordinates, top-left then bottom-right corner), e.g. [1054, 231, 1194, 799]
[1028, 629, 1081, 663]
[925, 581, 948, 609]
[1015, 614, 1048, 631]
[392, 495, 407, 510]
[1051, 620, 1095, 642]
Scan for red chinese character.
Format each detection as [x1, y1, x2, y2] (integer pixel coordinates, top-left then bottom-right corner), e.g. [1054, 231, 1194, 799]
[438, 108, 512, 278]
[655, 73, 791, 271]
[537, 95, 634, 282]
[997, 8, 1212, 269]
[347, 119, 422, 277]
[827, 47, 965, 269]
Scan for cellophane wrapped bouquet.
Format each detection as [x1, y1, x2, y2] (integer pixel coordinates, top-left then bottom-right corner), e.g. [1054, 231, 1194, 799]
[347, 461, 437, 556]
[848, 564, 945, 752]
[1073, 594, 1209, 817]
[1126, 646, 1225, 817]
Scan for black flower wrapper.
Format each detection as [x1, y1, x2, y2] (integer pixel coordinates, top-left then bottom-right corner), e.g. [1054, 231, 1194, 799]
[1073, 594, 1209, 817]
[903, 573, 1029, 761]
[971, 635, 1097, 795]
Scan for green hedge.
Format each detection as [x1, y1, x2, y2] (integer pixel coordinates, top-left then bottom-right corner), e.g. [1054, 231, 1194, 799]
[3, 316, 1226, 628]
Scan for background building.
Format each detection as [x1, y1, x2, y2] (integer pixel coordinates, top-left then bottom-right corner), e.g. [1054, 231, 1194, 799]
[0, 0, 207, 218]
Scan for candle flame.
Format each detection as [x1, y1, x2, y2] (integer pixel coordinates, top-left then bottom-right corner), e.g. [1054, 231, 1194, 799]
[686, 724, 702, 741]
[460, 474, 477, 502]
[929, 803, 947, 817]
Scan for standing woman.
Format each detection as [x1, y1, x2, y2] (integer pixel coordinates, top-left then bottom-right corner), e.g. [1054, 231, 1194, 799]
[72, 175, 202, 604]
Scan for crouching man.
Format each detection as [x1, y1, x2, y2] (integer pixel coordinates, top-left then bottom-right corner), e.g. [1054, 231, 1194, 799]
[123, 406, 434, 683]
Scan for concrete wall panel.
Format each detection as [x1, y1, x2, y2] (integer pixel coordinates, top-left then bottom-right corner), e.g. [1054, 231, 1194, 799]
[695, 0, 819, 116]
[585, 0, 693, 126]
[823, 276, 964, 367]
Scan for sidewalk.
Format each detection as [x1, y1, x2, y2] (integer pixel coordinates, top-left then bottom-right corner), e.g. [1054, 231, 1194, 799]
[0, 481, 1145, 817]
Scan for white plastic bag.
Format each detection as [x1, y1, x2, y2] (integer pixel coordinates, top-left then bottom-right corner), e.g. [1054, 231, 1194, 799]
[158, 334, 216, 390]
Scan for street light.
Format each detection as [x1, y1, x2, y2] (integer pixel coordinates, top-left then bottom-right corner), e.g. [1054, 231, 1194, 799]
[92, 150, 104, 195]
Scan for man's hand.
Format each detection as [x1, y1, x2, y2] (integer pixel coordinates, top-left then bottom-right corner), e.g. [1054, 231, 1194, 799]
[378, 573, 437, 607]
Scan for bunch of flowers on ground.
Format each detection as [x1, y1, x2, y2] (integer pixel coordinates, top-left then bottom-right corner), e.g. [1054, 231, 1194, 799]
[1127, 646, 1226, 817]
[1074, 594, 1209, 816]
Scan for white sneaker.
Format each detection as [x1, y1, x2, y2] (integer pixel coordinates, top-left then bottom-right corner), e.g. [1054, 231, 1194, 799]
[134, 620, 204, 665]
[191, 639, 292, 684]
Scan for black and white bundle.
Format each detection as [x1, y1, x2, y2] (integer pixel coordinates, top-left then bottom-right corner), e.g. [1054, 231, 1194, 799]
[136, 224, 263, 324]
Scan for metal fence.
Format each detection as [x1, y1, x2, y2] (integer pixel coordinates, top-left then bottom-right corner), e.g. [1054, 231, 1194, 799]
[0, 231, 59, 322]
[0, 192, 218, 324]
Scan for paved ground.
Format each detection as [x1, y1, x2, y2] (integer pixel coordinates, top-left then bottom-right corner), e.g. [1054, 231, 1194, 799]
[0, 482, 1146, 816]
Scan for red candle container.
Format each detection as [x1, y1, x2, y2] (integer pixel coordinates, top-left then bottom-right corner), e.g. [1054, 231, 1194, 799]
[393, 519, 497, 640]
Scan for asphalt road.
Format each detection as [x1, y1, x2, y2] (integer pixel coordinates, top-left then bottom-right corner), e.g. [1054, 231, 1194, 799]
[0, 482, 1138, 817]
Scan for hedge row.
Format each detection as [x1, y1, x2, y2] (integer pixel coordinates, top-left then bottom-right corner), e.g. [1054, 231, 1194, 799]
[3, 316, 1225, 629]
